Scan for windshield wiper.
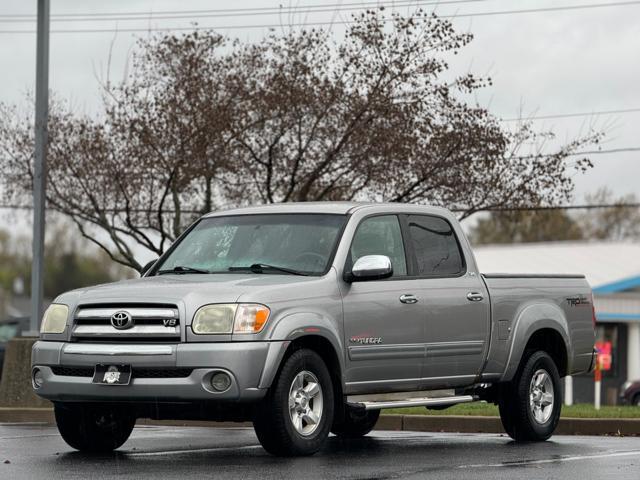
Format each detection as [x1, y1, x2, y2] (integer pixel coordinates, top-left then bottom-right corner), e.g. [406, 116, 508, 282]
[157, 265, 210, 275]
[228, 263, 309, 276]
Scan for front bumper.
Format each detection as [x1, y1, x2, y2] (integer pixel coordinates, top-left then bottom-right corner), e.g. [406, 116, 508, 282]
[31, 340, 289, 403]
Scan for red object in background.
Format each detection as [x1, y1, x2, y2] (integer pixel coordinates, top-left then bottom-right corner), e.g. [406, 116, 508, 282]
[595, 341, 612, 371]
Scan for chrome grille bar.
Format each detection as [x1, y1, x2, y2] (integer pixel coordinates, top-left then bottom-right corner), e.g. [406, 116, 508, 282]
[76, 307, 178, 319]
[72, 325, 179, 337]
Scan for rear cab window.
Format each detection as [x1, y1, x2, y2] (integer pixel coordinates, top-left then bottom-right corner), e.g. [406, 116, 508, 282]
[405, 215, 465, 277]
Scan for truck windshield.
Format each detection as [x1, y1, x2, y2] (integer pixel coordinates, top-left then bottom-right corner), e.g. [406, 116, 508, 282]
[156, 214, 347, 276]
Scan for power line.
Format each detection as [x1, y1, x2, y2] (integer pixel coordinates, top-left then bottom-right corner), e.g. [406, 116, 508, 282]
[0, 0, 486, 19]
[445, 0, 640, 17]
[0, 0, 488, 22]
[0, 204, 198, 213]
[2, 203, 639, 213]
[453, 203, 640, 212]
[511, 146, 640, 161]
[502, 107, 640, 122]
[565, 147, 640, 156]
[2, 1, 640, 34]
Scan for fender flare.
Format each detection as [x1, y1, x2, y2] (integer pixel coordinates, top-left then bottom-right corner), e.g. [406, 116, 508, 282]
[501, 302, 572, 382]
[258, 311, 344, 389]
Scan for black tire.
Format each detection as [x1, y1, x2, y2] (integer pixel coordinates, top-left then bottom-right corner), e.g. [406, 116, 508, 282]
[331, 406, 380, 438]
[253, 349, 334, 456]
[633, 394, 640, 407]
[54, 402, 136, 452]
[498, 350, 562, 442]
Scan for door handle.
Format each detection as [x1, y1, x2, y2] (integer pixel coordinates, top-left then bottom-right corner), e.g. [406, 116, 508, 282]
[399, 294, 418, 304]
[467, 292, 484, 302]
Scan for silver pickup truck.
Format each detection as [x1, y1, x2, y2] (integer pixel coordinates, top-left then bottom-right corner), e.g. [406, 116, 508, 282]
[32, 202, 595, 456]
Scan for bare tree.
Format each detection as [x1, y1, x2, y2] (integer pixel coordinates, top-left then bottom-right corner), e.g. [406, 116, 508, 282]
[577, 188, 640, 240]
[0, 9, 601, 271]
[1, 32, 238, 270]
[469, 209, 585, 245]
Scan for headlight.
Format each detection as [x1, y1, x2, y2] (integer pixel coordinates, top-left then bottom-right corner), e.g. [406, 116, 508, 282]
[40, 304, 69, 334]
[192, 304, 237, 334]
[192, 303, 270, 335]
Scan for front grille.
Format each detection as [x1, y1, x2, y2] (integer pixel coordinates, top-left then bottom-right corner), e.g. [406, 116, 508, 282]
[72, 303, 180, 342]
[51, 366, 193, 379]
[134, 368, 193, 378]
[51, 366, 93, 377]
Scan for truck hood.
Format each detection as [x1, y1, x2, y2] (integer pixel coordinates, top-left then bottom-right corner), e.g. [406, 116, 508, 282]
[56, 273, 331, 309]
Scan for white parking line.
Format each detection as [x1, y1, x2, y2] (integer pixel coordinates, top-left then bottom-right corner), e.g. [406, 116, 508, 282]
[126, 444, 263, 456]
[126, 432, 487, 456]
[459, 450, 640, 468]
[0, 434, 60, 440]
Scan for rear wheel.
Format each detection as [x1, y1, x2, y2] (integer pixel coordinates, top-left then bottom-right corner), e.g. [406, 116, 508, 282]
[253, 349, 334, 456]
[54, 402, 136, 452]
[331, 406, 380, 438]
[498, 350, 562, 442]
[633, 394, 640, 407]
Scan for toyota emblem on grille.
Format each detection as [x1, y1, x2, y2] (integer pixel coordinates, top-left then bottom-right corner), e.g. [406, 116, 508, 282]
[111, 311, 133, 330]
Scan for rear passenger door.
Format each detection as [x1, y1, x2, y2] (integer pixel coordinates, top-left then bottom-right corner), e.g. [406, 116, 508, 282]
[403, 214, 490, 387]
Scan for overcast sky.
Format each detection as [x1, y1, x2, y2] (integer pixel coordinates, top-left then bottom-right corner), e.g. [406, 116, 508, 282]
[0, 0, 638, 237]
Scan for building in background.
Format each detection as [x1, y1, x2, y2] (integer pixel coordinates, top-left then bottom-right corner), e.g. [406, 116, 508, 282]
[474, 241, 640, 405]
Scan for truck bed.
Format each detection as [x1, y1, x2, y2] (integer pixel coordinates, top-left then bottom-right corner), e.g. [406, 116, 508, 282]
[480, 273, 594, 382]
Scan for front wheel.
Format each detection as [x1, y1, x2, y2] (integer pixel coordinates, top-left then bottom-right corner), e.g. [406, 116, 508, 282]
[54, 402, 136, 452]
[253, 349, 334, 456]
[498, 350, 562, 442]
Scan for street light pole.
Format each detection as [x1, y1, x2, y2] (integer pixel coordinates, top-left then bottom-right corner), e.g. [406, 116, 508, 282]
[28, 0, 50, 336]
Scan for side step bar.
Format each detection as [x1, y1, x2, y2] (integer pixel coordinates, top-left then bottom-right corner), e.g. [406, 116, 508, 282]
[348, 394, 477, 411]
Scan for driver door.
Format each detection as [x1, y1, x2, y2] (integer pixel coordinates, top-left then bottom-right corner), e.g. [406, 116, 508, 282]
[340, 215, 426, 394]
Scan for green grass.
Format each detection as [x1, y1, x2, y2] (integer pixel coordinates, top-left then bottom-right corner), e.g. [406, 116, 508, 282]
[384, 403, 640, 419]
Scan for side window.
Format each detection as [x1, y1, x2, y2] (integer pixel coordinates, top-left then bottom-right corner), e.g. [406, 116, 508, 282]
[407, 215, 464, 276]
[350, 215, 407, 277]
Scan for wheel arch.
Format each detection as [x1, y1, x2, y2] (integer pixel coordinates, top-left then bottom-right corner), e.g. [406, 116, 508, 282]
[286, 335, 343, 393]
[522, 328, 569, 377]
[258, 327, 345, 425]
[502, 303, 571, 382]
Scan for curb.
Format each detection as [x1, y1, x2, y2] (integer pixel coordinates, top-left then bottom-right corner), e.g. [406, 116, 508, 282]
[1, 409, 639, 436]
[0, 407, 54, 424]
[375, 414, 640, 436]
[0, 338, 50, 408]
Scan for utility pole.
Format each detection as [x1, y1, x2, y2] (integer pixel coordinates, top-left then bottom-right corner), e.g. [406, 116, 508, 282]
[27, 0, 50, 336]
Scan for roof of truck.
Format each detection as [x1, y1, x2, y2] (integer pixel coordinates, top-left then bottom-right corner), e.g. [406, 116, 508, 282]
[203, 202, 451, 217]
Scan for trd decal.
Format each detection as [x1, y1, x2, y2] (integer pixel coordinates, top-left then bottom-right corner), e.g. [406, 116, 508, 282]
[566, 295, 590, 307]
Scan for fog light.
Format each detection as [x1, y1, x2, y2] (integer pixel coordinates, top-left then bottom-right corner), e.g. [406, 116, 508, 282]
[210, 372, 232, 392]
[32, 368, 44, 389]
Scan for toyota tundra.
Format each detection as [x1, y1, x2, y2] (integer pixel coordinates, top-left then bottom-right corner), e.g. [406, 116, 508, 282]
[32, 202, 596, 456]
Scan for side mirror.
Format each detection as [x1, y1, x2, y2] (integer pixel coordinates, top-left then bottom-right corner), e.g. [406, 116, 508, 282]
[345, 255, 393, 282]
[140, 259, 158, 276]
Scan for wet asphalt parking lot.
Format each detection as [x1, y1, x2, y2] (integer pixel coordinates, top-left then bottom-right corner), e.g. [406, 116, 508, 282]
[1, 424, 640, 479]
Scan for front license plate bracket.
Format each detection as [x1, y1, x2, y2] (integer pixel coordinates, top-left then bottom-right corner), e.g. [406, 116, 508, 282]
[92, 364, 132, 385]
